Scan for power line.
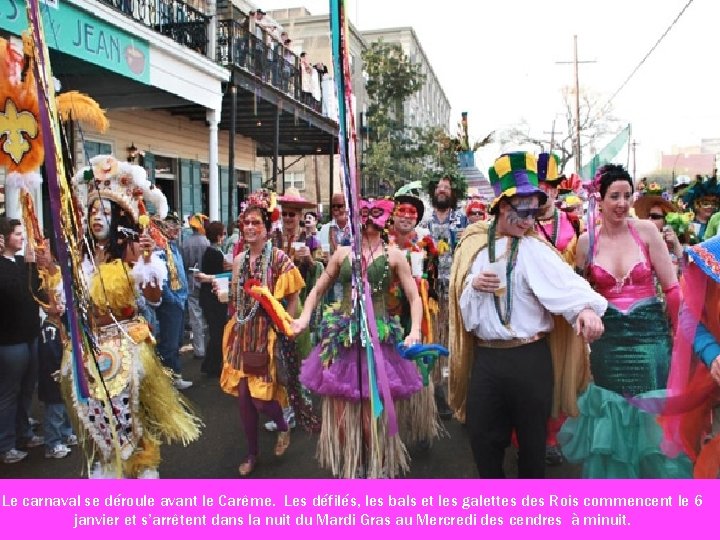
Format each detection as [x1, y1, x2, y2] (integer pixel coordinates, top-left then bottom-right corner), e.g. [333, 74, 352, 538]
[599, 0, 695, 116]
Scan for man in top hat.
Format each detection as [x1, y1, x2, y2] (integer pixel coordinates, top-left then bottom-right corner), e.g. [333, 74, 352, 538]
[182, 213, 210, 361]
[533, 154, 588, 466]
[154, 212, 192, 389]
[449, 151, 606, 478]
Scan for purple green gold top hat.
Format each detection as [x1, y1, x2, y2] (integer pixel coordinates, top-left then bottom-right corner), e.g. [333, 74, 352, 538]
[488, 152, 547, 212]
[537, 152, 562, 185]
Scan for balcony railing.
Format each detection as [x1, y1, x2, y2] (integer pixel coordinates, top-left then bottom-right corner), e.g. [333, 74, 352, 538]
[98, 0, 210, 56]
[217, 18, 322, 114]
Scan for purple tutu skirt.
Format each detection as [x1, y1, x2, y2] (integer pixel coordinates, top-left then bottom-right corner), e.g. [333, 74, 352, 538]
[301, 342, 422, 401]
[299, 309, 422, 401]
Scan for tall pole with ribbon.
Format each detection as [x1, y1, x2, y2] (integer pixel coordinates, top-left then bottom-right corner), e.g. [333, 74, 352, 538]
[27, 0, 93, 401]
[329, 0, 398, 475]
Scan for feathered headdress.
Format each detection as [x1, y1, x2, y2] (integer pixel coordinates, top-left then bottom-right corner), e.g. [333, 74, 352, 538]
[73, 154, 168, 223]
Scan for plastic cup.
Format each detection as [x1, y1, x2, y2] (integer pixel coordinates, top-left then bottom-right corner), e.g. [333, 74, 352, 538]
[410, 251, 425, 278]
[485, 260, 507, 297]
[215, 276, 229, 302]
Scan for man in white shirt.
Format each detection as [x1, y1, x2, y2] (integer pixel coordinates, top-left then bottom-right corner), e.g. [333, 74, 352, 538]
[449, 152, 607, 478]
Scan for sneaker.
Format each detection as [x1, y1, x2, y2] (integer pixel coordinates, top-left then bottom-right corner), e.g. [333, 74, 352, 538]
[21, 435, 44, 449]
[173, 375, 193, 390]
[264, 409, 296, 432]
[64, 434, 78, 447]
[2, 448, 28, 464]
[45, 444, 70, 459]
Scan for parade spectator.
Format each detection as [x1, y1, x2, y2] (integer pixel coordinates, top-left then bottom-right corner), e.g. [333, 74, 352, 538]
[449, 152, 606, 478]
[155, 212, 191, 390]
[0, 217, 48, 464]
[182, 213, 210, 361]
[38, 292, 76, 459]
[559, 164, 690, 478]
[197, 221, 229, 378]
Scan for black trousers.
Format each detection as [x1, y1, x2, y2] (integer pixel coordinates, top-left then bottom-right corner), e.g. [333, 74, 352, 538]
[466, 338, 553, 479]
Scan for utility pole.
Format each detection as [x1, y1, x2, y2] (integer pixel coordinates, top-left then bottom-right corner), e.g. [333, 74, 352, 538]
[555, 36, 596, 174]
[543, 117, 561, 154]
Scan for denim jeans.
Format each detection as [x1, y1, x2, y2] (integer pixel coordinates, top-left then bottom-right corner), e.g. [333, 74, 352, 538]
[0, 339, 38, 453]
[187, 291, 206, 357]
[43, 403, 73, 449]
[155, 301, 185, 375]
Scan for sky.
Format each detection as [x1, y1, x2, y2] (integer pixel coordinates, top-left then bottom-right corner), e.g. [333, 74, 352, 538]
[260, 0, 716, 178]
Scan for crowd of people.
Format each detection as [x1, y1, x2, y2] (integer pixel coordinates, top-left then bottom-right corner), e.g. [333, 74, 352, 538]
[2, 150, 720, 480]
[223, 8, 334, 115]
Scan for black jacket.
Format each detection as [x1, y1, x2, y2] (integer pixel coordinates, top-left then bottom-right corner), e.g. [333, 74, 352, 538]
[0, 256, 42, 345]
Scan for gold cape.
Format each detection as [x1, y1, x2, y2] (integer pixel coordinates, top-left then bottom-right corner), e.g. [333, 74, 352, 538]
[448, 220, 590, 423]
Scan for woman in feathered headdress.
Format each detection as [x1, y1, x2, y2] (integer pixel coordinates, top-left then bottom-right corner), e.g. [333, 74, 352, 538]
[63, 155, 201, 478]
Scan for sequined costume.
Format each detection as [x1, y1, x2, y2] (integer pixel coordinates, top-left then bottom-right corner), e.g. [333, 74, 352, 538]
[559, 223, 692, 478]
[62, 257, 201, 478]
[300, 254, 423, 477]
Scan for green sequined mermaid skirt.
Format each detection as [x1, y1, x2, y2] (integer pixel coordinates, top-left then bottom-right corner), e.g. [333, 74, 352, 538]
[559, 299, 692, 478]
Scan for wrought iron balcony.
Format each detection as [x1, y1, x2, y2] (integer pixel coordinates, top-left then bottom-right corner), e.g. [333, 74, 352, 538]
[217, 18, 322, 114]
[98, 0, 210, 56]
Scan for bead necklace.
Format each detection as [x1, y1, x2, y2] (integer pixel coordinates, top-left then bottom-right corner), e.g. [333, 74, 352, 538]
[362, 240, 390, 295]
[235, 240, 272, 325]
[488, 220, 520, 327]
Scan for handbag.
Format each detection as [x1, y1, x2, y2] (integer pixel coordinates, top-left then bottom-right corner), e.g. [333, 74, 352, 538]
[241, 351, 269, 377]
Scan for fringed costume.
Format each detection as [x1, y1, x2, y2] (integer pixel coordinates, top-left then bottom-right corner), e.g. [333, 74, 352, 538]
[62, 256, 201, 478]
[300, 254, 423, 478]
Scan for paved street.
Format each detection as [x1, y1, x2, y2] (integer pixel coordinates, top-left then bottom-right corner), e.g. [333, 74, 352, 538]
[0, 351, 581, 480]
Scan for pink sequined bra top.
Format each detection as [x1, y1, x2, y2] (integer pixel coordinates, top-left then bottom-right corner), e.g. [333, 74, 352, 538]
[587, 223, 656, 312]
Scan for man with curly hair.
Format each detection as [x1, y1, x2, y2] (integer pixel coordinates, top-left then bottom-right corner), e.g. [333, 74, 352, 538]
[419, 174, 468, 419]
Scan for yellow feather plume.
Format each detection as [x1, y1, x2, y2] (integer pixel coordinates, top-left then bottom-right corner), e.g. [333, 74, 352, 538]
[56, 91, 109, 133]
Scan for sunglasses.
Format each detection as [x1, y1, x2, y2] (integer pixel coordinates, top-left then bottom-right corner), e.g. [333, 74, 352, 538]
[469, 211, 485, 217]
[331, 204, 345, 210]
[243, 219, 263, 227]
[648, 213, 665, 220]
[506, 200, 540, 219]
[282, 211, 297, 218]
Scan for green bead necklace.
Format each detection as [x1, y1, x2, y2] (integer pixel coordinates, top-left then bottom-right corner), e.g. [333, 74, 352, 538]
[488, 220, 521, 327]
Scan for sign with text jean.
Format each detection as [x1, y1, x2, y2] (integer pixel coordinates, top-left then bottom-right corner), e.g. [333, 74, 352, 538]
[0, 0, 150, 83]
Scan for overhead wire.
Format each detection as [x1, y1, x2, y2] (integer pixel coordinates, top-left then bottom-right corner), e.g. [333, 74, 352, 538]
[596, 0, 695, 120]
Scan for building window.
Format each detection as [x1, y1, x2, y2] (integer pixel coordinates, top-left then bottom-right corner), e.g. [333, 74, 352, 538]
[84, 140, 113, 160]
[283, 172, 305, 191]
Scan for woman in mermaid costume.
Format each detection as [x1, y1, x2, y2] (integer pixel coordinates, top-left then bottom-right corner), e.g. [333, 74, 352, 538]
[559, 164, 691, 478]
[64, 156, 201, 478]
[292, 198, 424, 478]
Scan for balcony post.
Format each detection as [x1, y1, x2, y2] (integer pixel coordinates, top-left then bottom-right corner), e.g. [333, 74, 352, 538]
[207, 108, 220, 220]
[207, 0, 216, 61]
[228, 84, 236, 224]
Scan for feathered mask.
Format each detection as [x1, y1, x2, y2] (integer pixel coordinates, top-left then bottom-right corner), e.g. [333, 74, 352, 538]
[360, 198, 395, 229]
